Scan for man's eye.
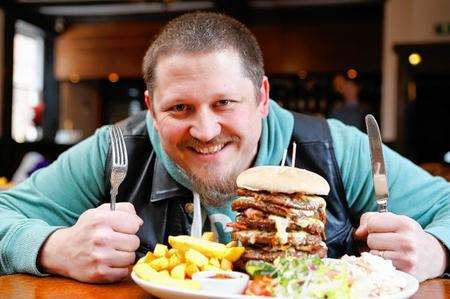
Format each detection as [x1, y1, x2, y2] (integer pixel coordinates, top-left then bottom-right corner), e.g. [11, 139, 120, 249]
[172, 104, 189, 112]
[216, 99, 232, 107]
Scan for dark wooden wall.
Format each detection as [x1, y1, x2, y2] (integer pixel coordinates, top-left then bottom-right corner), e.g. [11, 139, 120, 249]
[55, 18, 381, 80]
[1, 9, 382, 178]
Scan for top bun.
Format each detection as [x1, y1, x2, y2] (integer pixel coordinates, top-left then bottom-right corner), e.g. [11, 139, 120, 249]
[236, 166, 330, 195]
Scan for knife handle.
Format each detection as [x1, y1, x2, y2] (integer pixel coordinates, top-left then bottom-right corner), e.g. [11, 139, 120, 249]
[377, 197, 388, 213]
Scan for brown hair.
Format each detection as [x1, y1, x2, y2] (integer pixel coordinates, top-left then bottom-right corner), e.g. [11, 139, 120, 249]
[142, 11, 264, 97]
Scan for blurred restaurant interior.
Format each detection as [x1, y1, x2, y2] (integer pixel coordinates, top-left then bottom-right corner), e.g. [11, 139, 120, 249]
[0, 0, 449, 184]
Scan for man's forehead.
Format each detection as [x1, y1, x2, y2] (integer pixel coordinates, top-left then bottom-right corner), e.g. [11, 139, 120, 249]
[154, 49, 242, 74]
[152, 50, 250, 93]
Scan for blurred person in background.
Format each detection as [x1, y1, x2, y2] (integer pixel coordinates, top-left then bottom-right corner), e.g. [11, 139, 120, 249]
[329, 74, 369, 131]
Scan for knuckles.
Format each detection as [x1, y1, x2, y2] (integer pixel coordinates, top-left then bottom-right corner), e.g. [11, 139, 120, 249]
[398, 234, 416, 253]
[87, 264, 128, 283]
[89, 212, 107, 228]
[90, 250, 108, 265]
[397, 215, 413, 229]
[88, 265, 110, 282]
[396, 251, 419, 272]
[91, 231, 110, 247]
[80, 209, 107, 229]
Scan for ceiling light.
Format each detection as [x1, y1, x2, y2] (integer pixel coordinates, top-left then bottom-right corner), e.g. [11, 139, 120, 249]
[108, 73, 119, 83]
[347, 68, 358, 79]
[408, 53, 422, 66]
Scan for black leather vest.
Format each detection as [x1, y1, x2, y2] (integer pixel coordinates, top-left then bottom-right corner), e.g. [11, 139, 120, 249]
[105, 111, 356, 259]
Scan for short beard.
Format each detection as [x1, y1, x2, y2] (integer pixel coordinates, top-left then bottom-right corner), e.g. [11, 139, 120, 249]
[177, 135, 241, 206]
[185, 166, 238, 207]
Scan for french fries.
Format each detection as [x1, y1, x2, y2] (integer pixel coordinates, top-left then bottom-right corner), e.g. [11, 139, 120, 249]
[153, 244, 168, 257]
[134, 263, 200, 290]
[133, 234, 245, 290]
[201, 232, 217, 242]
[168, 235, 229, 259]
[223, 247, 246, 262]
[149, 257, 169, 271]
[185, 249, 209, 267]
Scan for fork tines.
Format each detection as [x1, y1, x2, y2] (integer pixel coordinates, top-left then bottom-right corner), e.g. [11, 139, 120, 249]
[109, 126, 128, 211]
[109, 126, 128, 167]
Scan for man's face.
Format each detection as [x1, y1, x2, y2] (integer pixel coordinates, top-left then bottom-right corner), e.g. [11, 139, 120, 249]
[146, 49, 269, 205]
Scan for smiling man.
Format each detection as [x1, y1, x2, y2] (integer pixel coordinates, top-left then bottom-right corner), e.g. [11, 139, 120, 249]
[0, 12, 449, 283]
[146, 49, 269, 206]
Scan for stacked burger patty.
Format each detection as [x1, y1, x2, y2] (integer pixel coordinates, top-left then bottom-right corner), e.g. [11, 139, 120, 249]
[228, 166, 329, 263]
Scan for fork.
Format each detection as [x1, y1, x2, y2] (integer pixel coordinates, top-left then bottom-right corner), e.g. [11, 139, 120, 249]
[109, 126, 128, 211]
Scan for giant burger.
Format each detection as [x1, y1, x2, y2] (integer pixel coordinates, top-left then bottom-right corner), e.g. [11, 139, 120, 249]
[228, 165, 329, 263]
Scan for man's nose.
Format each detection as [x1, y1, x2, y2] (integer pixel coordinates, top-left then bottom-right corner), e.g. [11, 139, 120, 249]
[189, 110, 221, 142]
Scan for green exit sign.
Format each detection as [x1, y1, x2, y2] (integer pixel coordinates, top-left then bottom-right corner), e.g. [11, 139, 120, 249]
[435, 22, 450, 35]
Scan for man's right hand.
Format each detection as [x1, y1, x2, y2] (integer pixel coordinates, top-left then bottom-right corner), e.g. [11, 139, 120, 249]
[38, 202, 143, 283]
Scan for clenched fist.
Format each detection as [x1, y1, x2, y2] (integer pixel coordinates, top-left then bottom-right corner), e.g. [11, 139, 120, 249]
[38, 203, 143, 283]
[354, 212, 448, 282]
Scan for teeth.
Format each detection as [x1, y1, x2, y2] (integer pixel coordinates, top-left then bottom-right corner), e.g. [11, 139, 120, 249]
[193, 144, 225, 154]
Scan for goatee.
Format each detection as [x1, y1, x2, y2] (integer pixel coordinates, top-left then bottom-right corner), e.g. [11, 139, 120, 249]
[186, 167, 237, 207]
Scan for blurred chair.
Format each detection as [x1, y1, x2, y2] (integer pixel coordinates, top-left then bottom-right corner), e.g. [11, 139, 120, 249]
[11, 152, 49, 184]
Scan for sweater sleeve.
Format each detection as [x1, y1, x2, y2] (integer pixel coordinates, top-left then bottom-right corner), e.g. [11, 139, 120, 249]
[328, 119, 450, 250]
[0, 126, 110, 275]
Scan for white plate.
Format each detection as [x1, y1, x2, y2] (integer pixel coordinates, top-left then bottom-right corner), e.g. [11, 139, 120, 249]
[131, 270, 418, 299]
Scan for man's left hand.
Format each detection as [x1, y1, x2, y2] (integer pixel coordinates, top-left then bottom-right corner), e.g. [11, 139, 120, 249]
[354, 212, 448, 282]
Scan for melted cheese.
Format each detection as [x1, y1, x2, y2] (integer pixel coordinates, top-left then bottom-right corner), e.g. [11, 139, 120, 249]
[269, 215, 289, 244]
[296, 218, 324, 229]
[237, 230, 258, 244]
[298, 195, 326, 207]
[291, 209, 315, 217]
[291, 231, 308, 245]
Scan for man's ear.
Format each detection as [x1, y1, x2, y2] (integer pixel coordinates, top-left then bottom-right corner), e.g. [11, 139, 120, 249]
[144, 90, 159, 131]
[258, 76, 270, 117]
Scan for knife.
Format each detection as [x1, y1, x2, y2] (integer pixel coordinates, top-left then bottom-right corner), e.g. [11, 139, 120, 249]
[365, 114, 389, 213]
[190, 192, 202, 238]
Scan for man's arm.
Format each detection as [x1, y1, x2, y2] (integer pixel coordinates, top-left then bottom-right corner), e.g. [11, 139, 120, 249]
[328, 119, 450, 280]
[0, 127, 109, 275]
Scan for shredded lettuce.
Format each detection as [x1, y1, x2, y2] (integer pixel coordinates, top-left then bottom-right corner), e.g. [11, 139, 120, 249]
[274, 256, 350, 299]
[245, 260, 276, 278]
[246, 255, 351, 299]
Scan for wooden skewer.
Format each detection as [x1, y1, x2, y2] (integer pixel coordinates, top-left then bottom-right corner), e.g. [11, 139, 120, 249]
[281, 148, 287, 167]
[291, 142, 297, 167]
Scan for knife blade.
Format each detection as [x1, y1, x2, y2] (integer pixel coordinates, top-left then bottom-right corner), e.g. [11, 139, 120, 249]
[365, 114, 389, 213]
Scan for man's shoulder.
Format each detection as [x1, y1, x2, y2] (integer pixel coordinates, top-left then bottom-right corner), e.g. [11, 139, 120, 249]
[326, 118, 366, 142]
[115, 111, 148, 136]
[290, 111, 331, 143]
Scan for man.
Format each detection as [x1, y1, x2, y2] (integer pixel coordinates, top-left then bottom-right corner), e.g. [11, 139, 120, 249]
[0, 12, 449, 284]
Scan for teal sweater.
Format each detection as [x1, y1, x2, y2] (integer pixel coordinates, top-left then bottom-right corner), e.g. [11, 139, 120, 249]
[1, 114, 449, 276]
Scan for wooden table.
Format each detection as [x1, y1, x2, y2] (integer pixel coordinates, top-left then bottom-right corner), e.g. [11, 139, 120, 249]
[0, 274, 448, 298]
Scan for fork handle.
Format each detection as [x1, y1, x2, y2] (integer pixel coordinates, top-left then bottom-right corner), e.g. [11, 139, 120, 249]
[110, 188, 118, 211]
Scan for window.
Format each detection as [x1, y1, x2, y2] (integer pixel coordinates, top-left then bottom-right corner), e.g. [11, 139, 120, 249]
[12, 20, 45, 143]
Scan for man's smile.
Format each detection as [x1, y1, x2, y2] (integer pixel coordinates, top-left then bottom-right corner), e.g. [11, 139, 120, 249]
[188, 143, 227, 155]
